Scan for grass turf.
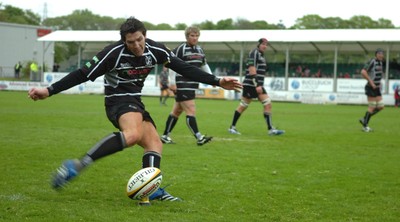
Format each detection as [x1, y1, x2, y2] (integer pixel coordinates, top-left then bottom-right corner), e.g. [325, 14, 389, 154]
[0, 91, 399, 221]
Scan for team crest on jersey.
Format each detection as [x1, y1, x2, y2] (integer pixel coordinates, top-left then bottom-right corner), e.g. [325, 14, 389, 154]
[145, 56, 152, 66]
[120, 62, 132, 68]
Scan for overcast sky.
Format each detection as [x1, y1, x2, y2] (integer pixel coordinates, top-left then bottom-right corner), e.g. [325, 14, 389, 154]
[2, 0, 400, 27]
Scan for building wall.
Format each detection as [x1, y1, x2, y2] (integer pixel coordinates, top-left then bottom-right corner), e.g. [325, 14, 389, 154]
[0, 22, 54, 78]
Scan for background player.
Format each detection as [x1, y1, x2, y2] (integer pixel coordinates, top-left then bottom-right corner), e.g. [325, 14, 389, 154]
[158, 66, 171, 105]
[359, 48, 385, 132]
[28, 17, 241, 205]
[160, 26, 214, 146]
[228, 38, 285, 136]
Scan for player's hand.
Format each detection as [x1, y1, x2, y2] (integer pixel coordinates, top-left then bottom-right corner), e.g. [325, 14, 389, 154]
[169, 84, 177, 94]
[371, 83, 377, 89]
[28, 88, 49, 101]
[219, 77, 242, 92]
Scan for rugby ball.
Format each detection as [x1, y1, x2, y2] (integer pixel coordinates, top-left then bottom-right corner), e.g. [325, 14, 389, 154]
[126, 167, 162, 200]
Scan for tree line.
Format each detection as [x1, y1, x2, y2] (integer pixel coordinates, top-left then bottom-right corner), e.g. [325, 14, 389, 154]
[0, 3, 396, 30]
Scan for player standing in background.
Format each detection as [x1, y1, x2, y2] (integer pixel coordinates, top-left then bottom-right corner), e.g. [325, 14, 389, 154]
[160, 26, 214, 146]
[394, 85, 400, 107]
[159, 66, 170, 106]
[228, 38, 285, 136]
[28, 17, 241, 205]
[359, 48, 385, 132]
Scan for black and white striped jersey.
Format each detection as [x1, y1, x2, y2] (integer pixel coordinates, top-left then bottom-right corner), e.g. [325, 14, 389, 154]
[242, 48, 267, 87]
[173, 43, 207, 91]
[81, 38, 171, 105]
[363, 58, 384, 87]
[49, 38, 220, 106]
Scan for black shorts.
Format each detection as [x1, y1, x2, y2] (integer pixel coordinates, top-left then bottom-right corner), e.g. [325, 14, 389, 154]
[242, 86, 267, 99]
[365, 85, 382, 97]
[175, 90, 196, 102]
[105, 99, 156, 130]
[160, 84, 169, 90]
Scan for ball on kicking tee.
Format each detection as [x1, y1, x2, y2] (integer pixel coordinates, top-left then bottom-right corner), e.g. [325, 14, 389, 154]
[126, 167, 162, 200]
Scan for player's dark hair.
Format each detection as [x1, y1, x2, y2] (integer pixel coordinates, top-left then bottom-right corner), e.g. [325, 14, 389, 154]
[120, 17, 147, 41]
[375, 48, 384, 55]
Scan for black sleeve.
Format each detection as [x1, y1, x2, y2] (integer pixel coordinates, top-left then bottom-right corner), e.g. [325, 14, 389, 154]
[47, 69, 89, 96]
[166, 56, 220, 86]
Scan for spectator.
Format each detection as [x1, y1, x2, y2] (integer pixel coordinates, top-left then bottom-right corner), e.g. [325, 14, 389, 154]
[395, 85, 400, 107]
[30, 61, 39, 81]
[53, 63, 60, 72]
[14, 61, 22, 79]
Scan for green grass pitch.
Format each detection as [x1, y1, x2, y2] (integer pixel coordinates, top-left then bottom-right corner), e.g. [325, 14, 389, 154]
[0, 91, 399, 221]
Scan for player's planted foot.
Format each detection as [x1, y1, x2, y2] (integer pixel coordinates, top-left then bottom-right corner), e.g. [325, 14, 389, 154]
[359, 118, 372, 132]
[197, 135, 213, 146]
[160, 135, 175, 144]
[362, 126, 373, 132]
[228, 126, 241, 135]
[149, 187, 182, 202]
[268, 128, 285, 136]
[52, 159, 81, 189]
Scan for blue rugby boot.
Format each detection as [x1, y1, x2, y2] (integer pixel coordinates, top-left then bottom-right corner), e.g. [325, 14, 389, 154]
[52, 159, 80, 189]
[149, 186, 182, 202]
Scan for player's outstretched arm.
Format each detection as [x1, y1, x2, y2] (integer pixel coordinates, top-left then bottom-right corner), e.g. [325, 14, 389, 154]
[168, 57, 242, 91]
[219, 77, 242, 91]
[28, 87, 50, 101]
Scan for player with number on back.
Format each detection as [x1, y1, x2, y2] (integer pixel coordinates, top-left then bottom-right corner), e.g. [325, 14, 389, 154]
[28, 17, 241, 206]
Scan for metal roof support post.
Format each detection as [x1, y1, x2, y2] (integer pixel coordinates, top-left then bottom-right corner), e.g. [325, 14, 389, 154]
[385, 46, 390, 95]
[41, 41, 53, 81]
[77, 43, 82, 69]
[333, 45, 338, 93]
[285, 46, 289, 91]
[154, 65, 159, 87]
[41, 41, 45, 81]
[239, 42, 244, 82]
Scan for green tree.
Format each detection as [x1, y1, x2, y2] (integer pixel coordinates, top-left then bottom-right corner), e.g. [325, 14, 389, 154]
[348, 15, 394, 28]
[216, 19, 234, 30]
[143, 21, 156, 30]
[292, 14, 395, 29]
[174, 23, 187, 30]
[154, 23, 173, 30]
[196, 20, 216, 30]
[0, 5, 41, 25]
[292, 14, 325, 29]
[234, 18, 254, 29]
[43, 9, 121, 30]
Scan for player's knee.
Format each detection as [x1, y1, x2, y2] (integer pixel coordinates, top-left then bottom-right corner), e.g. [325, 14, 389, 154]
[240, 100, 249, 108]
[171, 108, 182, 117]
[377, 101, 384, 109]
[368, 101, 377, 108]
[262, 97, 271, 106]
[123, 131, 141, 146]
